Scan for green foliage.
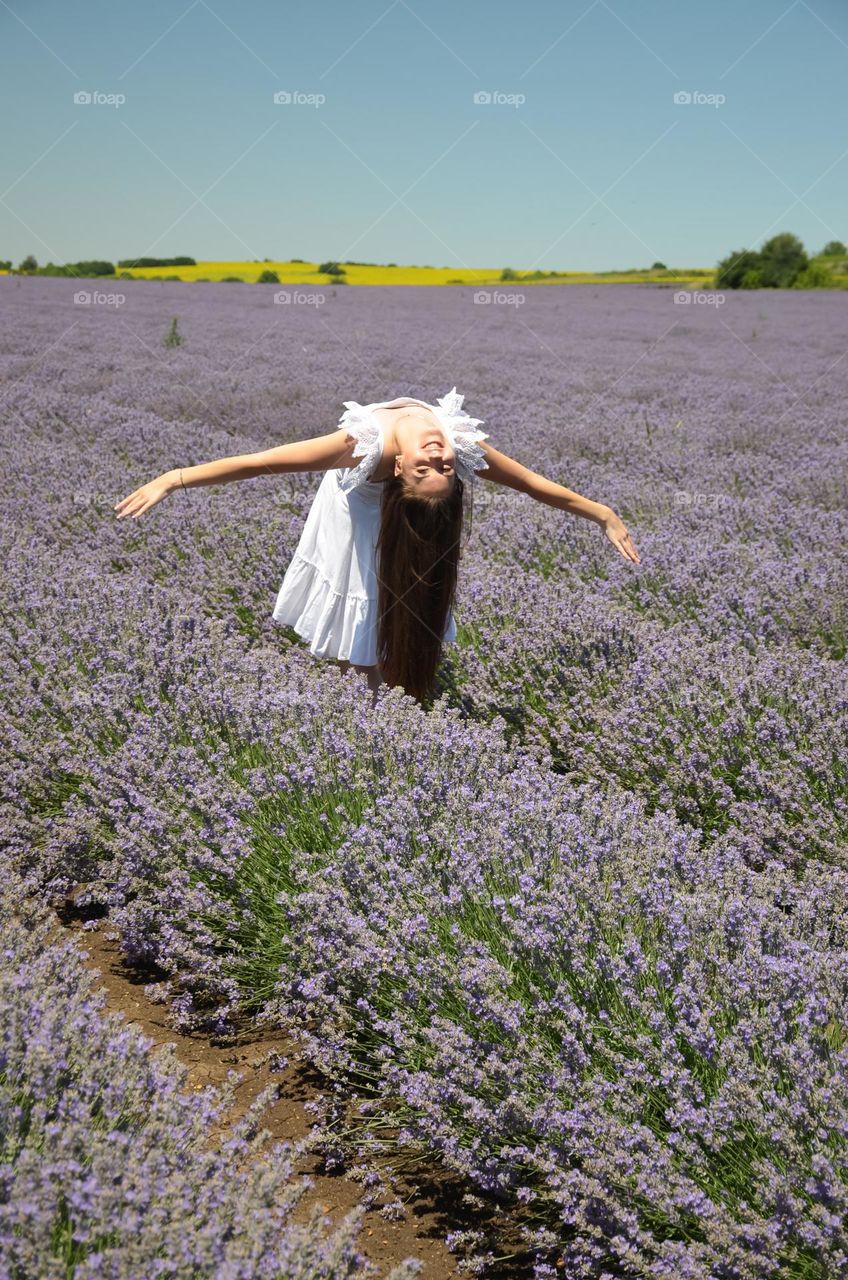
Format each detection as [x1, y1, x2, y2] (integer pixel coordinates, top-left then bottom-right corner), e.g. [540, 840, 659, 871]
[500, 267, 519, 280]
[318, 260, 346, 276]
[25, 260, 116, 278]
[163, 317, 183, 348]
[117, 256, 196, 268]
[758, 233, 808, 286]
[792, 261, 833, 289]
[715, 249, 759, 289]
[820, 240, 846, 257]
[0, 260, 12, 271]
[220, 277, 243, 283]
[18, 255, 38, 273]
[256, 269, 280, 283]
[651, 261, 667, 270]
[71, 260, 115, 276]
[716, 234, 809, 289]
[757, 233, 807, 287]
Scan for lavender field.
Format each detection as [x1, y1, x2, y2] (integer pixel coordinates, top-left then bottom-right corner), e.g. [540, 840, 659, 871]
[2, 275, 847, 1278]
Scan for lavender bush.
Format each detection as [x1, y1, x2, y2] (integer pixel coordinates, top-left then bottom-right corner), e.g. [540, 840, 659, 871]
[1, 277, 847, 1276]
[0, 866, 421, 1279]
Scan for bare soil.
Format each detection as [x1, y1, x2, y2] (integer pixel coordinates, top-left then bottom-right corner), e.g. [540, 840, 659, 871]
[50, 893, 546, 1279]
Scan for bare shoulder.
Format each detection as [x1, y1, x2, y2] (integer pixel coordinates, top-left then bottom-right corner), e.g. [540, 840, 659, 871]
[478, 439, 532, 492]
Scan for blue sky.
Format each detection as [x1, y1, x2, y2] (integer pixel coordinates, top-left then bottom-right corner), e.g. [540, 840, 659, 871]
[1, 0, 846, 270]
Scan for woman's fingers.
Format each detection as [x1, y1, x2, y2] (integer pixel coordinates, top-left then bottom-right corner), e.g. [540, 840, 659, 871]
[114, 491, 140, 516]
[115, 495, 146, 519]
[616, 533, 640, 563]
[115, 486, 157, 519]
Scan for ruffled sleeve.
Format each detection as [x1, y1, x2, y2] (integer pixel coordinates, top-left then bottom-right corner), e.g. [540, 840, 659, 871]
[433, 387, 489, 486]
[336, 402, 384, 493]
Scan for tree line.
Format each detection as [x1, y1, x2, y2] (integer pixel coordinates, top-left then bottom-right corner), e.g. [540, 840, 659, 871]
[3, 238, 846, 287]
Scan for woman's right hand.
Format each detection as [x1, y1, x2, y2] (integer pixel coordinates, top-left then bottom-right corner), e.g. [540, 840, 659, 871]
[114, 470, 179, 520]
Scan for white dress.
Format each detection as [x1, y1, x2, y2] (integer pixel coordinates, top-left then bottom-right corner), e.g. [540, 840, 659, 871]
[271, 387, 489, 665]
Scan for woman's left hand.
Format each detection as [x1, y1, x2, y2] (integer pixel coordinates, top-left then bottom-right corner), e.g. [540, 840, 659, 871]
[603, 509, 641, 564]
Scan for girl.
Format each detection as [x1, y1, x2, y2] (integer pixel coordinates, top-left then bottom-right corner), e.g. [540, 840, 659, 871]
[114, 387, 640, 704]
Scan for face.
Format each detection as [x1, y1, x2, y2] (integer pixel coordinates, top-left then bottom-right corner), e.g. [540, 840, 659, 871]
[393, 412, 456, 496]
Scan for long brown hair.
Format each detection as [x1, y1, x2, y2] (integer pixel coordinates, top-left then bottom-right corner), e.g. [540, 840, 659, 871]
[375, 472, 466, 704]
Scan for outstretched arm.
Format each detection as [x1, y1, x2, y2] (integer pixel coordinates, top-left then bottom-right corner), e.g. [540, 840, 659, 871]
[114, 428, 360, 520]
[479, 441, 641, 564]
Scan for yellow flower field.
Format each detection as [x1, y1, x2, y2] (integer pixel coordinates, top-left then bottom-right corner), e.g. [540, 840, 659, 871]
[113, 260, 718, 286]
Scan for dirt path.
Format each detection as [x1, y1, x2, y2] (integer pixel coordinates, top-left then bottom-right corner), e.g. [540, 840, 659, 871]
[51, 896, 538, 1279]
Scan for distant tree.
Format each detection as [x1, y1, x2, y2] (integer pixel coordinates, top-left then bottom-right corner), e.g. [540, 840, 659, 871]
[715, 248, 762, 289]
[290, 258, 305, 263]
[500, 267, 518, 280]
[651, 261, 667, 270]
[820, 240, 846, 257]
[0, 260, 11, 271]
[756, 232, 807, 288]
[739, 268, 763, 289]
[117, 256, 195, 268]
[318, 261, 345, 276]
[386, 263, 397, 268]
[18, 254, 38, 273]
[68, 260, 115, 277]
[256, 269, 280, 283]
[221, 277, 244, 282]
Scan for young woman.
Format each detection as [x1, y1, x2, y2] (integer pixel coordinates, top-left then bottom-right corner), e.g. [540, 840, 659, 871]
[114, 387, 640, 704]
